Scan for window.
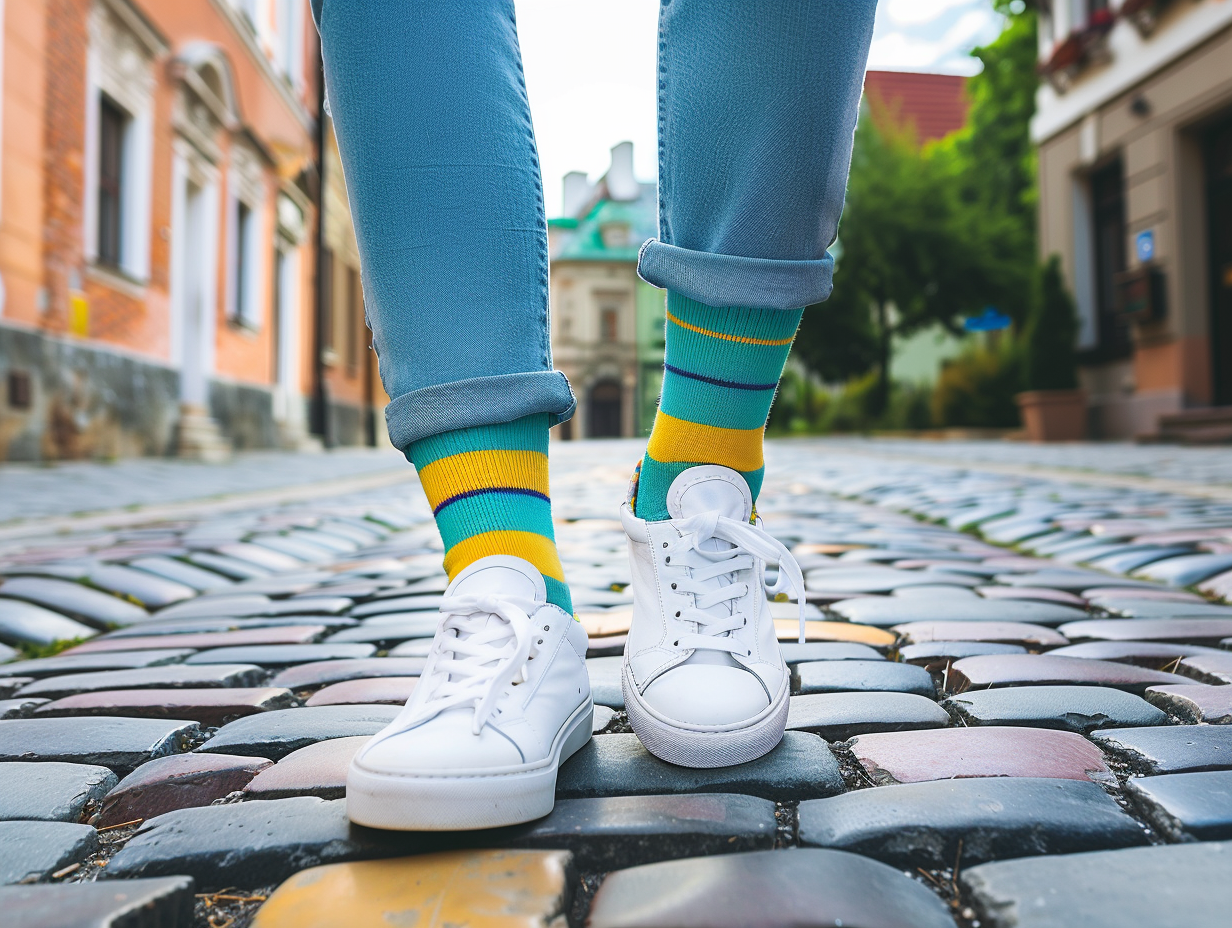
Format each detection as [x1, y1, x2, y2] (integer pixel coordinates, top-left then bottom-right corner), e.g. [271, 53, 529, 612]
[275, 0, 303, 84]
[85, 5, 156, 282]
[601, 307, 619, 343]
[232, 201, 256, 325]
[97, 96, 128, 268]
[236, 0, 258, 27]
[345, 265, 362, 375]
[1090, 159, 1131, 358]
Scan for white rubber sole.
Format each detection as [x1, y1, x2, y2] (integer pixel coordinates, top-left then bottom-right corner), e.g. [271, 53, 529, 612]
[622, 664, 789, 768]
[345, 699, 593, 831]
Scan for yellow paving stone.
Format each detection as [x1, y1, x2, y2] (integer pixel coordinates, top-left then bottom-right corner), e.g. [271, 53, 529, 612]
[792, 543, 868, 555]
[774, 619, 896, 647]
[579, 608, 632, 637]
[252, 849, 574, 928]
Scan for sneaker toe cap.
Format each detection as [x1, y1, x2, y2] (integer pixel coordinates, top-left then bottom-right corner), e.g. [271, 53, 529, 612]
[356, 714, 524, 774]
[642, 664, 770, 726]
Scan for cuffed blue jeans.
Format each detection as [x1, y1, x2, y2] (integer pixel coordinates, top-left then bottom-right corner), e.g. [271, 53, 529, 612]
[312, 0, 877, 450]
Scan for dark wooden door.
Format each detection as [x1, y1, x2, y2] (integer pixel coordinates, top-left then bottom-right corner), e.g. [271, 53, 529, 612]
[588, 381, 623, 438]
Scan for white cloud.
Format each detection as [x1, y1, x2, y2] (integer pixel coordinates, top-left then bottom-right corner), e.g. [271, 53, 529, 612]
[515, 0, 659, 216]
[867, 32, 947, 70]
[942, 9, 1001, 50]
[870, 4, 1001, 73]
[885, 0, 980, 27]
[512, 0, 1004, 212]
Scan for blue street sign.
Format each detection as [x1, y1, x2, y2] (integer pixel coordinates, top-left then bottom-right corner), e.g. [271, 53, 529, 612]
[1136, 229, 1155, 263]
[964, 307, 1012, 332]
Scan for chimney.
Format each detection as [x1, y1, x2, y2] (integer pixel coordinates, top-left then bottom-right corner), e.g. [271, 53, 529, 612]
[606, 141, 639, 202]
[562, 171, 592, 218]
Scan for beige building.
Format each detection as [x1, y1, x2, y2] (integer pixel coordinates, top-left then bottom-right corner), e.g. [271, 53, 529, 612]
[549, 143, 665, 440]
[1034, 0, 1232, 439]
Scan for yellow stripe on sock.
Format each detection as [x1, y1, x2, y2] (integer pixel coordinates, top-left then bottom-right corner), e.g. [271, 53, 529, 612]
[443, 530, 567, 582]
[645, 411, 764, 472]
[666, 309, 796, 346]
[417, 449, 550, 511]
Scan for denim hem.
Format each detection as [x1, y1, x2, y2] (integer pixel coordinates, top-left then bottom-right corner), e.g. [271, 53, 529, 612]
[385, 370, 576, 450]
[637, 240, 833, 311]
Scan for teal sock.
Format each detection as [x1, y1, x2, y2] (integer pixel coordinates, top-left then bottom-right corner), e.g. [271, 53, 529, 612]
[634, 293, 803, 521]
[408, 414, 572, 613]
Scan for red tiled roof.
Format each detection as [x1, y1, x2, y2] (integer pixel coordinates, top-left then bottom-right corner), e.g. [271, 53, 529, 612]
[863, 70, 969, 143]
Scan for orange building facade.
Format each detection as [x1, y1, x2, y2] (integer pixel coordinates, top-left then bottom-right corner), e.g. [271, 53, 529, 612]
[0, 0, 384, 461]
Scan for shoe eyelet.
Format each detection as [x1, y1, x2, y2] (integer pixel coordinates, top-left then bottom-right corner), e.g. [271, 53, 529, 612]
[662, 542, 669, 548]
[747, 650, 752, 656]
[671, 583, 677, 590]
[675, 611, 681, 617]
[543, 625, 550, 631]
[674, 640, 679, 646]
[537, 638, 544, 644]
[665, 556, 670, 564]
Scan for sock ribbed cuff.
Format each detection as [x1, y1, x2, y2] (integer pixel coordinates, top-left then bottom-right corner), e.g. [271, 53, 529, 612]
[409, 414, 572, 613]
[635, 293, 801, 521]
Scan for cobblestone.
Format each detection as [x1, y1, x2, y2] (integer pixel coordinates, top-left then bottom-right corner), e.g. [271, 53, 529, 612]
[798, 777, 1146, 866]
[3, 438, 1232, 923]
[0, 821, 97, 884]
[1, 877, 195, 928]
[941, 685, 1168, 733]
[1126, 771, 1232, 841]
[962, 842, 1232, 928]
[0, 761, 116, 822]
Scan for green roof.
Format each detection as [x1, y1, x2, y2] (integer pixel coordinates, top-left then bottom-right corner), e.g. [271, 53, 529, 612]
[552, 185, 658, 262]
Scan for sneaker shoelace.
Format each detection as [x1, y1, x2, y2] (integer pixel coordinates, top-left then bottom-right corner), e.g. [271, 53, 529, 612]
[410, 593, 536, 734]
[668, 511, 809, 649]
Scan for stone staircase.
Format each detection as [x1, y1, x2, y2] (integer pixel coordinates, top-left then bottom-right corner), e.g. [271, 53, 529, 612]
[1145, 406, 1232, 445]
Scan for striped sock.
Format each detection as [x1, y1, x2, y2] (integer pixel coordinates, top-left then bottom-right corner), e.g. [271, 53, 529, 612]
[634, 293, 803, 522]
[409, 414, 572, 614]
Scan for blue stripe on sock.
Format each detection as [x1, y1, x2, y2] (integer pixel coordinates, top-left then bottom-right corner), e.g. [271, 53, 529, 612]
[434, 486, 551, 516]
[433, 492, 557, 548]
[659, 375, 778, 431]
[662, 363, 776, 392]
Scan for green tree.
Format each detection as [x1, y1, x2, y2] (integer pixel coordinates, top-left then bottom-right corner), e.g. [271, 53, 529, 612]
[934, 3, 1040, 321]
[799, 116, 1011, 415]
[796, 3, 1042, 414]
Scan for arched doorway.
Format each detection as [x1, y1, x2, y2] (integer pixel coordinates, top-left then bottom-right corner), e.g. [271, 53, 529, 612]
[588, 380, 623, 438]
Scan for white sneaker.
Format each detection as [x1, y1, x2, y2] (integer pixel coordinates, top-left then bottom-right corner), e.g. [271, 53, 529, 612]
[621, 465, 806, 768]
[346, 555, 593, 830]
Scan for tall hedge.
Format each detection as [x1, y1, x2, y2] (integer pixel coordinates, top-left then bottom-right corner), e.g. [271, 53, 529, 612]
[1022, 256, 1079, 391]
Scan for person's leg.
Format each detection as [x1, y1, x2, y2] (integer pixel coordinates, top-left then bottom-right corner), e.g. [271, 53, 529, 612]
[313, 0, 574, 612]
[634, 0, 878, 520]
[314, 0, 591, 831]
[621, 0, 877, 769]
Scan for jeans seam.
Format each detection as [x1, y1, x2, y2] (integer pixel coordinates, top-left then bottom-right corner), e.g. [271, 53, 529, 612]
[656, 0, 670, 246]
[508, 2, 552, 371]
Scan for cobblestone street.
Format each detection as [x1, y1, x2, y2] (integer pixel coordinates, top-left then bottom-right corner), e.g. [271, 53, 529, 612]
[2, 438, 1232, 927]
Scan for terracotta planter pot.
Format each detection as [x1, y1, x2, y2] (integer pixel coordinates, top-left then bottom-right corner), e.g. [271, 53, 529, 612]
[1016, 390, 1087, 442]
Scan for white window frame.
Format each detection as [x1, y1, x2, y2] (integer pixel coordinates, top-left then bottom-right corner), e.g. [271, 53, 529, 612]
[82, 1, 156, 283]
[273, 0, 305, 88]
[226, 143, 267, 330]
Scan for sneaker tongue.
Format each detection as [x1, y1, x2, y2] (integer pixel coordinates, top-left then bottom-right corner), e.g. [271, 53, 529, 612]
[667, 465, 753, 523]
[444, 556, 546, 643]
[446, 555, 545, 602]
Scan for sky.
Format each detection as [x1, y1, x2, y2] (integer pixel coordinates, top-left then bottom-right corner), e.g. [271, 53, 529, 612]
[514, 0, 1006, 217]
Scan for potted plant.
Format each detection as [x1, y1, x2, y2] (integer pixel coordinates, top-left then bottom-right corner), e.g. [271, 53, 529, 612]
[1016, 256, 1087, 441]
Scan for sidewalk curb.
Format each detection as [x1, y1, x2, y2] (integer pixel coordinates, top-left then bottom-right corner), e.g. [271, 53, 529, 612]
[0, 466, 419, 544]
